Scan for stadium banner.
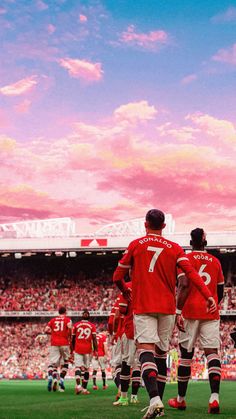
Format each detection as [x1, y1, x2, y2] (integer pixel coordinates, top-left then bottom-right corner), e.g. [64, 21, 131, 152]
[0, 310, 110, 317]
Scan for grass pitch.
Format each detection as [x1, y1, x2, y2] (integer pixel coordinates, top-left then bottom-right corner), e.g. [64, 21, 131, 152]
[0, 380, 235, 419]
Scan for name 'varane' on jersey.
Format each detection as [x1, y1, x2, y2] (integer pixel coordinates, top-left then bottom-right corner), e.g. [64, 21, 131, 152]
[113, 233, 212, 315]
[179, 251, 224, 320]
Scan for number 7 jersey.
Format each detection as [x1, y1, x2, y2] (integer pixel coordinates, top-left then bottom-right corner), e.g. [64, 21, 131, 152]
[72, 320, 96, 354]
[113, 233, 211, 315]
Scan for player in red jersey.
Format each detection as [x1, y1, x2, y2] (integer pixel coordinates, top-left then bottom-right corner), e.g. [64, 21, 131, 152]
[72, 309, 97, 395]
[113, 281, 141, 407]
[108, 296, 124, 400]
[45, 306, 72, 392]
[92, 331, 108, 390]
[168, 228, 224, 414]
[113, 209, 217, 419]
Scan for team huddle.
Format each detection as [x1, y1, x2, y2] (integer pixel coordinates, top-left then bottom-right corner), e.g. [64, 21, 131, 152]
[45, 208, 227, 419]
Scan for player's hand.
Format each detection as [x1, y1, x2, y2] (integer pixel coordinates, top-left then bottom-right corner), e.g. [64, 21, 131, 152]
[207, 297, 217, 313]
[176, 314, 185, 332]
[123, 287, 132, 302]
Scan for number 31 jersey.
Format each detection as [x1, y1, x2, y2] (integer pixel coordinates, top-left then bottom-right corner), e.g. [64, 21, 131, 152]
[72, 320, 96, 354]
[47, 316, 72, 346]
[180, 251, 224, 320]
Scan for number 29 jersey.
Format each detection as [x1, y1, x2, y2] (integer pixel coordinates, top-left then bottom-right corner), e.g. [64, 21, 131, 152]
[47, 315, 72, 346]
[180, 251, 224, 320]
[72, 320, 96, 354]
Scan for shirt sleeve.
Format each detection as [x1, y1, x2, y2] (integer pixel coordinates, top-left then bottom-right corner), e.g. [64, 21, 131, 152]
[113, 241, 134, 283]
[176, 247, 211, 300]
[118, 293, 128, 315]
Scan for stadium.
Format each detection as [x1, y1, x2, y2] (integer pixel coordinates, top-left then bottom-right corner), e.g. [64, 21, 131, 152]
[0, 216, 235, 418]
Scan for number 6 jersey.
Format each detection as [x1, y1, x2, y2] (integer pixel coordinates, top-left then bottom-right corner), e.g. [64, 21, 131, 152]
[178, 251, 224, 320]
[72, 320, 96, 354]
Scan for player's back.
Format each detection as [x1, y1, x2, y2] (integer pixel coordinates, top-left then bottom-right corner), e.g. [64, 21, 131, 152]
[182, 251, 224, 320]
[129, 234, 184, 314]
[48, 315, 71, 346]
[73, 320, 96, 354]
[97, 333, 106, 356]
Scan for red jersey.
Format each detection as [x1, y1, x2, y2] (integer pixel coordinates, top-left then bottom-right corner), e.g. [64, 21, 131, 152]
[113, 233, 212, 315]
[47, 315, 72, 346]
[95, 333, 107, 357]
[72, 320, 96, 354]
[114, 295, 125, 338]
[119, 282, 134, 340]
[108, 307, 115, 335]
[180, 251, 224, 320]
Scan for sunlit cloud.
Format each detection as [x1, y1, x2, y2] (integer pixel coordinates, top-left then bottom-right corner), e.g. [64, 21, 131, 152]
[59, 58, 103, 82]
[0, 76, 38, 96]
[79, 14, 88, 23]
[212, 43, 236, 66]
[119, 25, 169, 50]
[211, 6, 236, 23]
[114, 100, 157, 124]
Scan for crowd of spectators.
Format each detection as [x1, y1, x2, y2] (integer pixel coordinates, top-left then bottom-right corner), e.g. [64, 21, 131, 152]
[0, 269, 118, 312]
[0, 319, 235, 380]
[0, 266, 235, 313]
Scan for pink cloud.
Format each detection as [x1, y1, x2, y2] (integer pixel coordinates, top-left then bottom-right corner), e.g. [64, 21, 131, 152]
[47, 24, 56, 34]
[120, 25, 168, 50]
[114, 100, 157, 123]
[36, 1, 48, 11]
[186, 112, 236, 144]
[212, 43, 236, 65]
[14, 99, 32, 114]
[0, 76, 38, 96]
[79, 14, 88, 23]
[59, 58, 103, 82]
[181, 73, 198, 85]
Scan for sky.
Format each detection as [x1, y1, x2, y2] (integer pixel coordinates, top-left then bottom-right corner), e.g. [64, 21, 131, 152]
[0, 0, 236, 234]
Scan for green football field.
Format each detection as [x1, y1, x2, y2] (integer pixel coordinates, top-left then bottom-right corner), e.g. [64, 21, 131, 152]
[0, 380, 235, 419]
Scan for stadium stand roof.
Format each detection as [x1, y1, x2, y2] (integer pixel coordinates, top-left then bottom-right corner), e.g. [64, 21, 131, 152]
[0, 216, 235, 253]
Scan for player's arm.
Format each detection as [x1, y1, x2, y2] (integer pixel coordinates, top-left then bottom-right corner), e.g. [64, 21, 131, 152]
[119, 293, 128, 315]
[71, 327, 76, 352]
[176, 273, 190, 332]
[113, 244, 133, 301]
[67, 320, 72, 343]
[92, 332, 98, 353]
[45, 322, 52, 334]
[177, 253, 216, 312]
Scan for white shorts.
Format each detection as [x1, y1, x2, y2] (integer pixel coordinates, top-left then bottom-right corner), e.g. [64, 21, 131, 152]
[134, 313, 175, 352]
[179, 319, 220, 352]
[110, 338, 122, 367]
[92, 356, 106, 370]
[74, 353, 91, 369]
[121, 334, 139, 367]
[49, 345, 70, 366]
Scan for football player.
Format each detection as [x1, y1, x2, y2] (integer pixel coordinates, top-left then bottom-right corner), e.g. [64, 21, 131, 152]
[45, 306, 72, 392]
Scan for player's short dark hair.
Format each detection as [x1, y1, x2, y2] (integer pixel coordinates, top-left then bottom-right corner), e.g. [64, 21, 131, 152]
[58, 306, 66, 314]
[190, 228, 205, 246]
[82, 309, 90, 319]
[145, 209, 165, 230]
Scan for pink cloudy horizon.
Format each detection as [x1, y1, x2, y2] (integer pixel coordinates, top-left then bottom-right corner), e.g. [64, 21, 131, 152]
[0, 1, 235, 234]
